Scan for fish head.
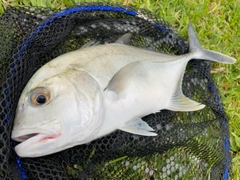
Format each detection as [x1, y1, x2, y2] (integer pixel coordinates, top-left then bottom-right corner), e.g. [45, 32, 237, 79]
[11, 69, 104, 157]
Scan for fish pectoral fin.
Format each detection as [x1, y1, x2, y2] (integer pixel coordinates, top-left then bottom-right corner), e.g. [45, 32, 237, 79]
[115, 33, 132, 45]
[168, 89, 205, 111]
[104, 61, 144, 96]
[119, 117, 157, 136]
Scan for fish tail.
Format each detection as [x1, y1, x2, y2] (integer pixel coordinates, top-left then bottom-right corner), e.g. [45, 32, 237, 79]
[188, 23, 236, 64]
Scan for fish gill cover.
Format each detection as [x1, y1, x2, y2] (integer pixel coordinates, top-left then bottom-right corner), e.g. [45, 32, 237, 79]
[0, 3, 231, 180]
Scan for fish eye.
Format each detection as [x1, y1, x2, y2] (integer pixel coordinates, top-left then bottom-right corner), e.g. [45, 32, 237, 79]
[30, 88, 50, 106]
[36, 94, 47, 104]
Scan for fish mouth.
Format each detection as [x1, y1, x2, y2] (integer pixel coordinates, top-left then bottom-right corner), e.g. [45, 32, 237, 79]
[11, 121, 62, 144]
[11, 121, 62, 157]
[11, 128, 59, 143]
[12, 130, 61, 158]
[14, 133, 40, 142]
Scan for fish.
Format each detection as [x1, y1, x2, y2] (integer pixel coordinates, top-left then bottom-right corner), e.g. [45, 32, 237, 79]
[11, 23, 236, 157]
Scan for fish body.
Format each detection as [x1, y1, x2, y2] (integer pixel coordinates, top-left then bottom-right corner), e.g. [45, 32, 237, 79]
[11, 24, 236, 157]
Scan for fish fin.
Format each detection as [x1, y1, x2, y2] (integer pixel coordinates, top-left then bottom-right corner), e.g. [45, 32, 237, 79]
[119, 117, 157, 136]
[168, 88, 205, 111]
[105, 61, 143, 95]
[115, 33, 132, 45]
[188, 23, 236, 64]
[80, 39, 101, 49]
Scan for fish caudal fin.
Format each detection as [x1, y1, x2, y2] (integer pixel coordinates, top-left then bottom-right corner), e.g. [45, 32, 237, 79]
[119, 117, 157, 136]
[188, 23, 236, 64]
[167, 89, 205, 111]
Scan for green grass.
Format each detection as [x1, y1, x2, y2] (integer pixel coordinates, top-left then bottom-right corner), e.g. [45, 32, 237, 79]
[0, 0, 239, 179]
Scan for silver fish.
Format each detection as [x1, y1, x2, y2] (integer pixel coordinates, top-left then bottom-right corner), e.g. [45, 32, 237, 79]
[11, 23, 236, 157]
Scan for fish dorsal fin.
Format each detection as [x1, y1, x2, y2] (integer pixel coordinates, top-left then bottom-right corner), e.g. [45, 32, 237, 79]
[119, 117, 157, 136]
[80, 39, 101, 49]
[115, 33, 132, 45]
[167, 89, 205, 111]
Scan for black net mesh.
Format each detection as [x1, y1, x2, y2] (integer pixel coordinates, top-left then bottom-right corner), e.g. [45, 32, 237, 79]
[0, 3, 231, 180]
